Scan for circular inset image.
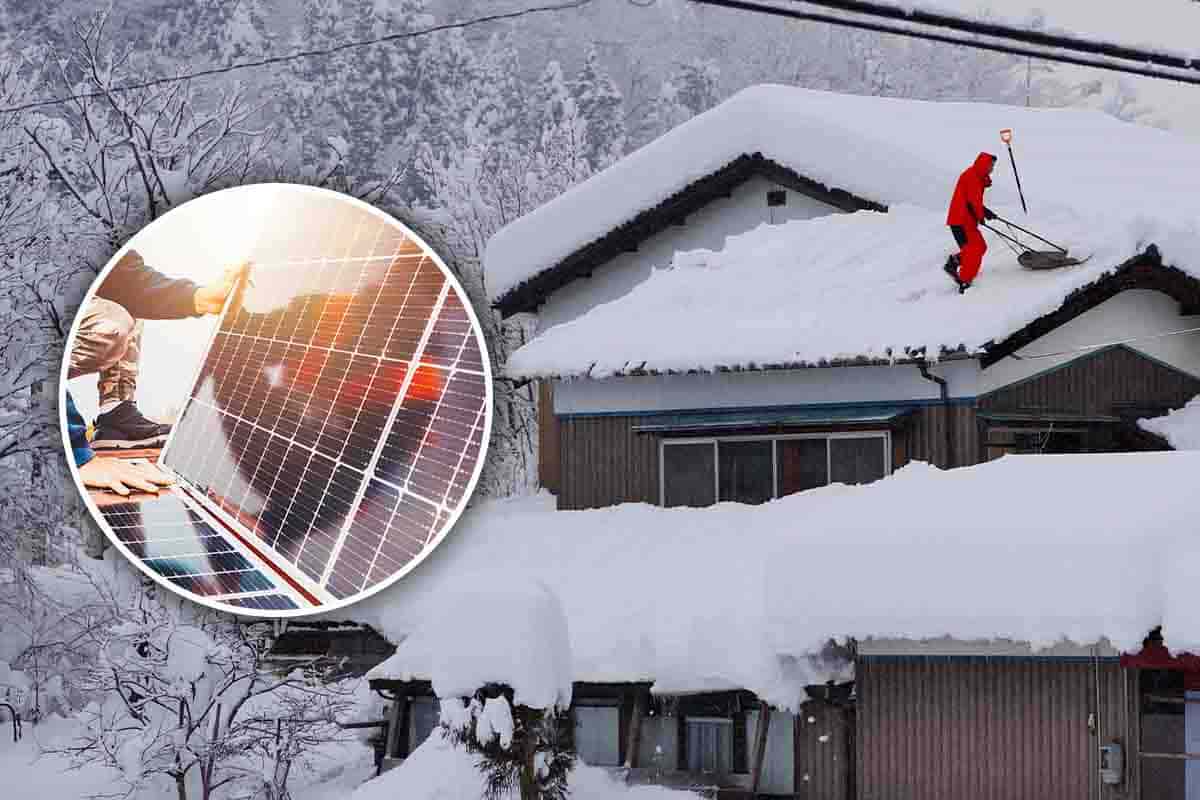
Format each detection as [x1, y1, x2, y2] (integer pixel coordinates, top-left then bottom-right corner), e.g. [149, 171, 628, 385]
[60, 184, 492, 616]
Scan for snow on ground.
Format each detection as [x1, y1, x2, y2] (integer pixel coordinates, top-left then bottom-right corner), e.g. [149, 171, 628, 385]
[353, 451, 1200, 709]
[381, 581, 573, 710]
[350, 728, 701, 800]
[486, 85, 1200, 303]
[504, 204, 1159, 377]
[1140, 395, 1200, 450]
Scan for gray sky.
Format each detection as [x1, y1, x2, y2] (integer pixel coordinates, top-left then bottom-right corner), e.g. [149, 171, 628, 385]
[909, 0, 1200, 136]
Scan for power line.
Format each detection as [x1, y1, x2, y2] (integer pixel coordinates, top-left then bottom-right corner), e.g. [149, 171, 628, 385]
[687, 0, 1200, 87]
[0, 0, 592, 115]
[1009, 325, 1200, 361]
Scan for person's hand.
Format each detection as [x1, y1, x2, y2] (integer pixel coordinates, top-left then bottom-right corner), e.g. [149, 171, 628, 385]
[80, 458, 175, 496]
[983, 207, 997, 221]
[194, 261, 251, 315]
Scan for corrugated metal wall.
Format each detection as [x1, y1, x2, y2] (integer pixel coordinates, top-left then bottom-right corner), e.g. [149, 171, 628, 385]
[979, 345, 1200, 417]
[795, 701, 854, 800]
[857, 657, 1136, 800]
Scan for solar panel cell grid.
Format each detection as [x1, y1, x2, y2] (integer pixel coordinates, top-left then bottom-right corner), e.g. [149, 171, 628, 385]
[97, 495, 297, 605]
[160, 191, 489, 608]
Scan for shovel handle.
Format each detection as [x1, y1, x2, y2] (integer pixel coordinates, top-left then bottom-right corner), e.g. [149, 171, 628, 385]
[989, 214, 1068, 253]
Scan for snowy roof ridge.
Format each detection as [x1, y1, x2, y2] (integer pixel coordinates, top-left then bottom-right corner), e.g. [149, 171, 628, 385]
[483, 84, 1189, 310]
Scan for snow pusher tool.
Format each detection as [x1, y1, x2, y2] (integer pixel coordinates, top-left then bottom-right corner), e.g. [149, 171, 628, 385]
[982, 214, 1090, 270]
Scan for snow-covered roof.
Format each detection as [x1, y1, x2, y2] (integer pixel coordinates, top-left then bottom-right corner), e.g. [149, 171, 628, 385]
[353, 451, 1200, 710]
[1140, 395, 1200, 450]
[486, 85, 1200, 377]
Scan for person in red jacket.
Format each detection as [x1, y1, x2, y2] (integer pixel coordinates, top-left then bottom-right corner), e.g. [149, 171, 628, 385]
[943, 152, 998, 292]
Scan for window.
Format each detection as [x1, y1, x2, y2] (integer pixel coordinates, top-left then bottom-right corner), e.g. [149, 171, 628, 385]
[663, 442, 716, 507]
[661, 433, 890, 507]
[718, 441, 773, 504]
[686, 717, 733, 774]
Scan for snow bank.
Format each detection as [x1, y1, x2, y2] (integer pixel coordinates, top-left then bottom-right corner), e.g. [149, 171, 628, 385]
[353, 451, 1200, 708]
[485, 84, 1200, 306]
[350, 728, 702, 800]
[504, 204, 1166, 377]
[1140, 396, 1200, 450]
[376, 580, 573, 711]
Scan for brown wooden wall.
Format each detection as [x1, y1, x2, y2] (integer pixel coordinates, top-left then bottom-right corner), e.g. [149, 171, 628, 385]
[896, 404, 980, 470]
[558, 414, 660, 510]
[856, 657, 1137, 800]
[537, 381, 561, 494]
[979, 345, 1200, 417]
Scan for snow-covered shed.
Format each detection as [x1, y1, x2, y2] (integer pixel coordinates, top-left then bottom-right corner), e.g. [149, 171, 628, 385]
[482, 85, 1200, 509]
[355, 451, 1200, 799]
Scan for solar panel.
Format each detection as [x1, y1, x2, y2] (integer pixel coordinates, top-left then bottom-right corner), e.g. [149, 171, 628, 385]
[97, 493, 303, 605]
[160, 188, 491, 609]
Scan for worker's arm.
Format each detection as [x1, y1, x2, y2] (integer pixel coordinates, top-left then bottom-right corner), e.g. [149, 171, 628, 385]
[96, 250, 201, 320]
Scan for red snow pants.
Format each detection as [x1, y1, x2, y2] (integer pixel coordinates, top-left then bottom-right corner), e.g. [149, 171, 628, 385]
[950, 224, 987, 284]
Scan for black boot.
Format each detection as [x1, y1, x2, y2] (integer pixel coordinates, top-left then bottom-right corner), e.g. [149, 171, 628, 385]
[91, 401, 172, 449]
[943, 255, 968, 293]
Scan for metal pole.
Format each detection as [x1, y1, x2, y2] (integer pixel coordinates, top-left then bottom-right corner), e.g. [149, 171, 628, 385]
[1005, 142, 1028, 214]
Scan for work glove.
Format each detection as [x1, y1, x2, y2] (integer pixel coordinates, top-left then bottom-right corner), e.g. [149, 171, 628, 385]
[983, 207, 997, 221]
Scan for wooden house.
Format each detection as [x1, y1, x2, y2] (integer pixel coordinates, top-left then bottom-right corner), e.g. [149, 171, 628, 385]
[364, 86, 1200, 798]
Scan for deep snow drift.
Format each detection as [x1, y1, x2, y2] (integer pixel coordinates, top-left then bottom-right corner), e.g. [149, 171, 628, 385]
[1141, 395, 1200, 450]
[354, 451, 1200, 710]
[350, 729, 700, 800]
[379, 580, 573, 711]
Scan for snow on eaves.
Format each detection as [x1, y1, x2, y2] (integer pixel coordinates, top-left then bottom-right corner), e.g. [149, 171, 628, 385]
[1140, 395, 1200, 450]
[354, 451, 1200, 710]
[485, 84, 1200, 307]
[504, 205, 1160, 379]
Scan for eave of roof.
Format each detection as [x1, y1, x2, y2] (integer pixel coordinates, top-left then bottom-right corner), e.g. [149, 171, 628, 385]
[491, 152, 886, 317]
[979, 246, 1200, 368]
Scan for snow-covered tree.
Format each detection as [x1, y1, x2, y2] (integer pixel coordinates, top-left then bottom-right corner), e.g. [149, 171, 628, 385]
[52, 595, 357, 800]
[572, 46, 626, 170]
[442, 685, 574, 800]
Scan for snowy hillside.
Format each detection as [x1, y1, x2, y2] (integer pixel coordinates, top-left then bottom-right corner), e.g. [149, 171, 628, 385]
[351, 451, 1200, 710]
[1140, 395, 1200, 449]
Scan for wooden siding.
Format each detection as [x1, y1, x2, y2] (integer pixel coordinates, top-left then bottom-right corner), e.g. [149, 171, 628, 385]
[558, 415, 659, 509]
[980, 345, 1200, 419]
[538, 381, 561, 494]
[896, 405, 979, 470]
[857, 657, 1137, 800]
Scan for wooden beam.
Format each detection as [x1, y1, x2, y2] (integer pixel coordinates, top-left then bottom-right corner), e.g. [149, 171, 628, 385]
[383, 697, 403, 760]
[749, 700, 771, 794]
[624, 691, 644, 768]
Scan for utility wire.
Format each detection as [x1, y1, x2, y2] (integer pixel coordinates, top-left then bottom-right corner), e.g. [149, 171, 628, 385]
[0, 0, 592, 115]
[686, 0, 1200, 87]
[1010, 325, 1200, 361]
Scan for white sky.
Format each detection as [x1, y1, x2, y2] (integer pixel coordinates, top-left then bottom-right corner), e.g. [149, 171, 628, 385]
[68, 185, 280, 422]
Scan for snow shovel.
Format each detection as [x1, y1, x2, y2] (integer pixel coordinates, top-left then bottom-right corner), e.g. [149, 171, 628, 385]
[982, 214, 1089, 270]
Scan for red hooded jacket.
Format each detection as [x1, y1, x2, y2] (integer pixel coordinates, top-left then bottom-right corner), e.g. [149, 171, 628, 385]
[946, 152, 997, 227]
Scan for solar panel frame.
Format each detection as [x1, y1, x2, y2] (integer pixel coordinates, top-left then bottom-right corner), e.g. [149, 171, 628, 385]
[154, 187, 493, 615]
